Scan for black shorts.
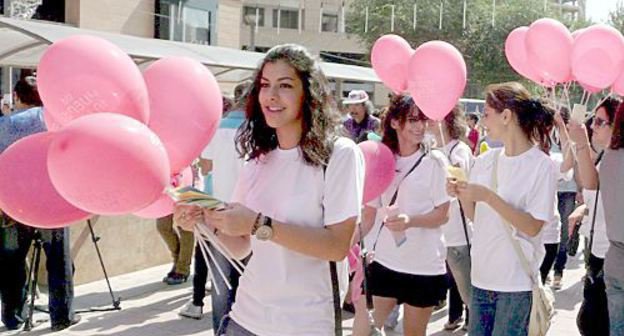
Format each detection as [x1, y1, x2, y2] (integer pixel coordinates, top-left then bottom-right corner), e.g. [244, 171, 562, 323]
[365, 261, 447, 308]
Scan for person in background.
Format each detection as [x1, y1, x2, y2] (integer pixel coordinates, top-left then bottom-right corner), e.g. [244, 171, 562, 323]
[428, 105, 474, 331]
[0, 76, 80, 332]
[179, 81, 250, 330]
[343, 90, 380, 141]
[466, 112, 480, 154]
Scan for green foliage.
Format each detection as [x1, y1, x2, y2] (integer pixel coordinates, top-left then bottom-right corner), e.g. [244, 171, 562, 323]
[347, 0, 592, 98]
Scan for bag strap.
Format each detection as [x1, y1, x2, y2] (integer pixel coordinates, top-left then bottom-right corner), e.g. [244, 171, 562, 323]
[446, 140, 471, 251]
[490, 151, 539, 286]
[371, 151, 427, 252]
[329, 261, 342, 336]
[322, 162, 342, 336]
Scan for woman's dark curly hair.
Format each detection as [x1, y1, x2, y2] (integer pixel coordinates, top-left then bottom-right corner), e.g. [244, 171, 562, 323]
[236, 44, 339, 167]
[485, 82, 554, 150]
[382, 94, 428, 154]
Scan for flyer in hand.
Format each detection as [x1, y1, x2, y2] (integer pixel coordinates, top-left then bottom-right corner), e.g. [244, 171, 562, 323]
[168, 186, 225, 209]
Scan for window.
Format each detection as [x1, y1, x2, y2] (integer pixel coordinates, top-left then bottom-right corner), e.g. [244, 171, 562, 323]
[272, 8, 301, 29]
[243, 6, 265, 27]
[322, 13, 338, 32]
[156, 1, 216, 45]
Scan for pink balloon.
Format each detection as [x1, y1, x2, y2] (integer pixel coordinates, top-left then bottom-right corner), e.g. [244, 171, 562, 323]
[572, 28, 586, 41]
[572, 24, 624, 89]
[526, 18, 574, 85]
[371, 35, 414, 93]
[144, 57, 222, 174]
[47, 113, 170, 215]
[358, 141, 396, 204]
[407, 41, 467, 121]
[578, 81, 602, 94]
[505, 27, 544, 84]
[612, 70, 624, 96]
[133, 166, 194, 219]
[0, 133, 91, 228]
[38, 35, 149, 127]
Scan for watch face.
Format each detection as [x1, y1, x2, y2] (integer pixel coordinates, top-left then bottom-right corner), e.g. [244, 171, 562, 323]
[256, 225, 273, 241]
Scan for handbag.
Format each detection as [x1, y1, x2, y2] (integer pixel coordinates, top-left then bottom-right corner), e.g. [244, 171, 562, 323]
[491, 151, 555, 336]
[576, 182, 609, 335]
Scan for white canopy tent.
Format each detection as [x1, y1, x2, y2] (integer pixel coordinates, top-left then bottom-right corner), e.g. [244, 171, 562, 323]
[0, 17, 380, 88]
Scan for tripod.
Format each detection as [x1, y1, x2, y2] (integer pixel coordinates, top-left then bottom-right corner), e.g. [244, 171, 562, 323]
[23, 219, 121, 331]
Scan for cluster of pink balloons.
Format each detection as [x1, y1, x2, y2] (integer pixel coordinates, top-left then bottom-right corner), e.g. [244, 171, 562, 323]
[505, 18, 624, 94]
[0, 35, 222, 228]
[371, 34, 467, 121]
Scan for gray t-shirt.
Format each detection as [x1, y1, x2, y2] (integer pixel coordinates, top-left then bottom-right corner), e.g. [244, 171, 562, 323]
[600, 149, 624, 279]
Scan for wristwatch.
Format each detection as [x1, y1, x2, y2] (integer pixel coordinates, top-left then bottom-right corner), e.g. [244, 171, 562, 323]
[254, 214, 273, 241]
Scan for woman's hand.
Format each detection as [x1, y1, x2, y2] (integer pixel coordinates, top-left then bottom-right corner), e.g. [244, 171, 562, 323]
[454, 181, 493, 203]
[204, 203, 257, 236]
[385, 214, 410, 232]
[173, 204, 204, 231]
[568, 206, 585, 236]
[568, 120, 590, 148]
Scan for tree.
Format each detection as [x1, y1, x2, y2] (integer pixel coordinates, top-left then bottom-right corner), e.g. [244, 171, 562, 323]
[347, 0, 591, 98]
[609, 1, 624, 33]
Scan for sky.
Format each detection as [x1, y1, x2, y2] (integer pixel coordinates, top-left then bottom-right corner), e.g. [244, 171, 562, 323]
[585, 0, 620, 23]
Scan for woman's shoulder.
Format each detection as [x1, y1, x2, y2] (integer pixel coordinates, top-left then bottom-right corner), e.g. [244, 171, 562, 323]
[331, 136, 360, 156]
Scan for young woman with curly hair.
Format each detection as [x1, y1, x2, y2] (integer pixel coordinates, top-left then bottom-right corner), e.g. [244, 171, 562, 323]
[175, 44, 364, 336]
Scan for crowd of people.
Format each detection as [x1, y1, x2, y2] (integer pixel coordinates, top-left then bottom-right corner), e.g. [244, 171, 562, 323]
[1, 42, 624, 336]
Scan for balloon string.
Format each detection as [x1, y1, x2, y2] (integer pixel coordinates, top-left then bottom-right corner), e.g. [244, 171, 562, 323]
[195, 223, 247, 275]
[194, 228, 232, 291]
[193, 230, 223, 295]
[438, 121, 446, 148]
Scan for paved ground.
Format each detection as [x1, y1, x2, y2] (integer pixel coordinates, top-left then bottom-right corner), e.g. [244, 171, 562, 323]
[1, 250, 587, 335]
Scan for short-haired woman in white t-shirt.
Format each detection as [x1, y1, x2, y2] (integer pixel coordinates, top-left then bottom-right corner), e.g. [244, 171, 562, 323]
[353, 95, 451, 336]
[175, 44, 365, 336]
[447, 82, 557, 336]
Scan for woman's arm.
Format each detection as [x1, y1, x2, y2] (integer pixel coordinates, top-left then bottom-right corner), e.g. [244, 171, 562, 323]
[351, 205, 377, 246]
[206, 203, 356, 262]
[568, 121, 599, 190]
[384, 202, 450, 231]
[452, 182, 545, 237]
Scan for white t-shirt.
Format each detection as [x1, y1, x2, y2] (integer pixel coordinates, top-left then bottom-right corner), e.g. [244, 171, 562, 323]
[229, 137, 364, 336]
[201, 127, 243, 202]
[441, 140, 475, 247]
[368, 149, 451, 275]
[541, 152, 573, 244]
[470, 147, 556, 292]
[581, 188, 610, 258]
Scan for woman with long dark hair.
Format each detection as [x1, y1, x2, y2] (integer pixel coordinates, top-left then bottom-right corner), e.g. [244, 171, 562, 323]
[175, 44, 365, 335]
[447, 82, 557, 336]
